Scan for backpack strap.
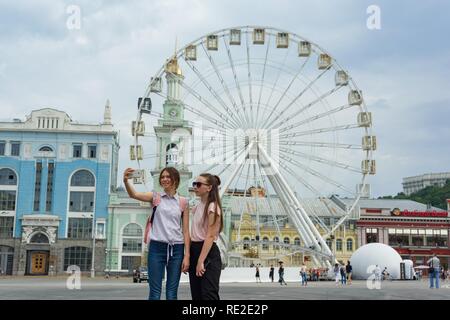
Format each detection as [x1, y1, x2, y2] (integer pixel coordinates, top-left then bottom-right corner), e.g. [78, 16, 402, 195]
[144, 192, 161, 245]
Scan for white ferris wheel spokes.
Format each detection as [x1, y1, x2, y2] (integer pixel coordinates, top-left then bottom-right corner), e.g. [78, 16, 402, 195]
[132, 26, 376, 268]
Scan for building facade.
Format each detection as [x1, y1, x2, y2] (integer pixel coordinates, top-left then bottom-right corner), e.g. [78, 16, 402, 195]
[402, 172, 450, 195]
[225, 188, 358, 267]
[349, 199, 450, 269]
[105, 191, 149, 274]
[0, 105, 119, 275]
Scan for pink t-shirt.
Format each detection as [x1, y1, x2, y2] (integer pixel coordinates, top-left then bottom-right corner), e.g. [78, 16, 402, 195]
[190, 201, 221, 242]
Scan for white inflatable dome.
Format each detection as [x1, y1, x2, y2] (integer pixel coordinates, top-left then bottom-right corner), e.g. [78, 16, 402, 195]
[349, 243, 402, 280]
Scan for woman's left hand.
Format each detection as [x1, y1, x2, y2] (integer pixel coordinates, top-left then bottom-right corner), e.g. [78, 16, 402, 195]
[181, 256, 190, 274]
[196, 261, 206, 277]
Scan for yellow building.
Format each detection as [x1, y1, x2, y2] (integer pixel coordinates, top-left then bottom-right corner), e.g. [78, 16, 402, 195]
[225, 188, 358, 267]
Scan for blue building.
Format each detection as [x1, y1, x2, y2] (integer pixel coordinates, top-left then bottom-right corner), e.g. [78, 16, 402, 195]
[0, 104, 119, 275]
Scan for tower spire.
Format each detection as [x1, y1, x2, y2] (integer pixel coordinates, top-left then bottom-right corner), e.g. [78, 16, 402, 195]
[103, 99, 112, 125]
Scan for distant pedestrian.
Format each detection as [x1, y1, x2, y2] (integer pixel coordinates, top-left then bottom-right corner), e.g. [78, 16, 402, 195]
[340, 264, 347, 285]
[269, 265, 274, 282]
[255, 265, 261, 283]
[278, 262, 287, 285]
[427, 254, 440, 289]
[346, 261, 353, 284]
[300, 264, 308, 286]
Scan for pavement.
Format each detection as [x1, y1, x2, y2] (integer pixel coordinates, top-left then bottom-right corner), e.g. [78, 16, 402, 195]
[0, 276, 449, 300]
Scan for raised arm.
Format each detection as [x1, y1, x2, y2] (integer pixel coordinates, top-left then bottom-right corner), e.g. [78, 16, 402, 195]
[123, 168, 153, 203]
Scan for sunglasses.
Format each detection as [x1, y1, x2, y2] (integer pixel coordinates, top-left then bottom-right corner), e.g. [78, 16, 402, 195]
[192, 181, 210, 188]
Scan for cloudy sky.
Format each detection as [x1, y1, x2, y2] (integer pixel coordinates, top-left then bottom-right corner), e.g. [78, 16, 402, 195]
[1, 0, 449, 197]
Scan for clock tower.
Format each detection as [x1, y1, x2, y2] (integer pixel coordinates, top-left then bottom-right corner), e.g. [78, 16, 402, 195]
[151, 54, 192, 196]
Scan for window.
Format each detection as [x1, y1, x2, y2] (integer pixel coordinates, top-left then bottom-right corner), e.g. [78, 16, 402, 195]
[273, 236, 279, 250]
[243, 237, 250, 250]
[122, 223, 143, 253]
[123, 223, 143, 237]
[122, 239, 142, 253]
[73, 144, 82, 158]
[46, 162, 54, 212]
[30, 233, 49, 244]
[283, 237, 290, 245]
[388, 229, 410, 247]
[67, 218, 92, 239]
[96, 222, 105, 239]
[0, 141, 5, 156]
[336, 239, 343, 251]
[88, 144, 97, 159]
[121, 256, 141, 272]
[294, 237, 301, 246]
[10, 142, 20, 156]
[366, 228, 378, 244]
[69, 192, 94, 212]
[0, 191, 16, 211]
[39, 146, 53, 152]
[71, 170, 95, 187]
[346, 238, 353, 251]
[0, 217, 14, 238]
[64, 247, 92, 271]
[0, 169, 17, 185]
[262, 237, 269, 250]
[34, 162, 42, 211]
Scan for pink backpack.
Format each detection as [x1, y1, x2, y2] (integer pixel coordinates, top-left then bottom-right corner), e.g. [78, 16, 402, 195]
[143, 192, 188, 244]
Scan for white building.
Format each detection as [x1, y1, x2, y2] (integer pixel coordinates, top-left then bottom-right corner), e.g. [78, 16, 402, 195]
[402, 172, 450, 195]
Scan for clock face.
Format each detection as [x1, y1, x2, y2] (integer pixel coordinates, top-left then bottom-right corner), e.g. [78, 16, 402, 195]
[169, 109, 177, 118]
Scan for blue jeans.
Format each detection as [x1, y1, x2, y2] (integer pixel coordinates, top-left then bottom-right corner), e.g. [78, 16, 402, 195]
[341, 274, 346, 284]
[148, 240, 184, 300]
[429, 270, 440, 288]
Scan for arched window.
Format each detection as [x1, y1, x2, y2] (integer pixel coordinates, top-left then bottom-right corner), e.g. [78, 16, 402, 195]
[122, 223, 143, 253]
[69, 170, 95, 213]
[346, 238, 353, 251]
[39, 146, 53, 152]
[273, 236, 279, 250]
[294, 237, 301, 246]
[64, 246, 92, 271]
[336, 239, 343, 251]
[165, 143, 179, 165]
[30, 233, 49, 244]
[283, 237, 290, 245]
[0, 169, 17, 185]
[70, 170, 95, 187]
[262, 237, 269, 250]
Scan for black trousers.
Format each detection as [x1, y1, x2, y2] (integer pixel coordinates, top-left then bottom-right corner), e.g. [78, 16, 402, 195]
[189, 241, 221, 300]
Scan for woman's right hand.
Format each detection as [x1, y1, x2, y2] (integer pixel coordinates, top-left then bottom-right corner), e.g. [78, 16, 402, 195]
[123, 168, 134, 182]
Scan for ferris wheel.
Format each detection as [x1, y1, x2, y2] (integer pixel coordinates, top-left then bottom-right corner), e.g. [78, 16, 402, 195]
[131, 26, 376, 268]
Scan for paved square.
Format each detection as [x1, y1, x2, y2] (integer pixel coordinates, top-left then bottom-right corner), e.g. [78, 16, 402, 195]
[0, 277, 449, 300]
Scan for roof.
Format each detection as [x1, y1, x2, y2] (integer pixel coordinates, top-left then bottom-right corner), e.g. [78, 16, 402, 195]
[339, 198, 443, 211]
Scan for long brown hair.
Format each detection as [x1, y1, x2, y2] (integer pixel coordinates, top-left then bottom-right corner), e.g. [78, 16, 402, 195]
[159, 167, 180, 190]
[200, 173, 223, 233]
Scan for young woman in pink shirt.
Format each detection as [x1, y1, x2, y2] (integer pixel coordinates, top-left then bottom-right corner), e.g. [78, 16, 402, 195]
[189, 173, 223, 300]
